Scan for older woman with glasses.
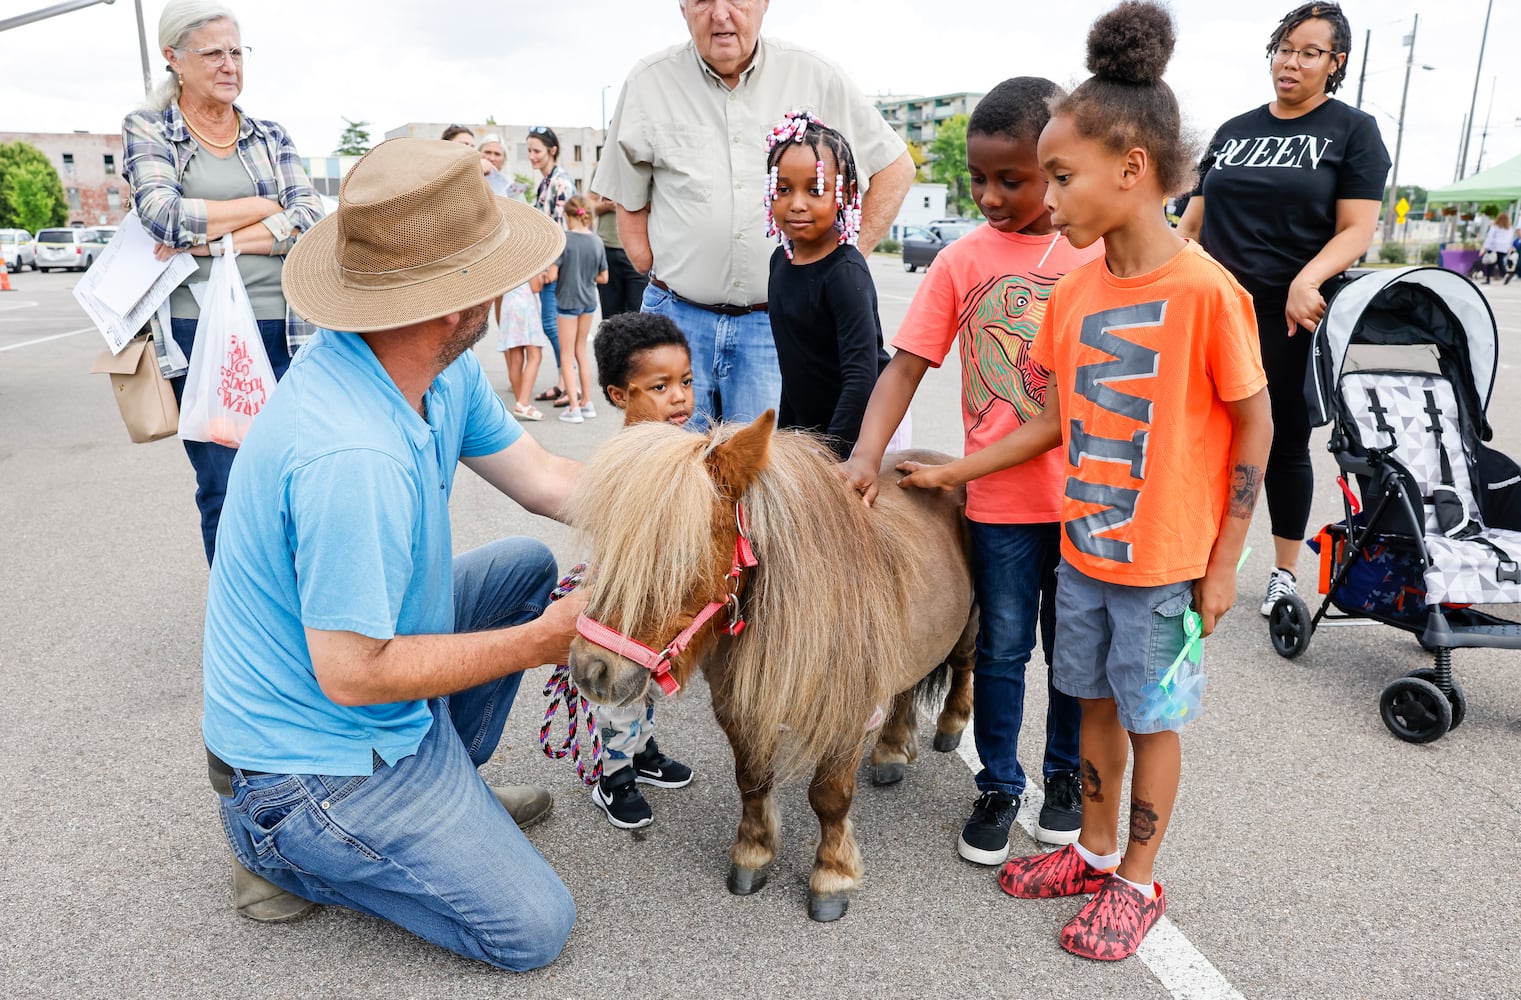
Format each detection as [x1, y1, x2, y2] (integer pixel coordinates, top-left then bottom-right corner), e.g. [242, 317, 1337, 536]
[1179, 2, 1389, 617]
[122, 0, 322, 568]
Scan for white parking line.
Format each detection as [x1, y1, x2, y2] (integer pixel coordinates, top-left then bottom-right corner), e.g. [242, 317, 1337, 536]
[0, 326, 97, 352]
[0, 299, 39, 312]
[954, 727, 1245, 1000]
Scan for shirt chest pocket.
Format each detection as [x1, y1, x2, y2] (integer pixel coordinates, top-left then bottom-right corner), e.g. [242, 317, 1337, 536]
[652, 125, 717, 201]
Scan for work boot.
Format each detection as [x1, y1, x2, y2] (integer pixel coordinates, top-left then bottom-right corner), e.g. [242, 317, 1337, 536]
[231, 853, 318, 923]
[492, 784, 554, 829]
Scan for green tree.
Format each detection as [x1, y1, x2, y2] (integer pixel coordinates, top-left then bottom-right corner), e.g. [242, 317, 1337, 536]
[334, 117, 372, 156]
[0, 141, 67, 229]
[2, 163, 65, 232]
[906, 140, 929, 181]
[928, 114, 973, 216]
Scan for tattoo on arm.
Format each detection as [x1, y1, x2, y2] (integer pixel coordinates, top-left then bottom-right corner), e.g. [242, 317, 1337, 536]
[1082, 760, 1104, 803]
[1229, 463, 1264, 519]
[1129, 797, 1159, 845]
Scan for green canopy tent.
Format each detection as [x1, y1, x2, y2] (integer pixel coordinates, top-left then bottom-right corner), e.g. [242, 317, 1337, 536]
[1427, 152, 1521, 205]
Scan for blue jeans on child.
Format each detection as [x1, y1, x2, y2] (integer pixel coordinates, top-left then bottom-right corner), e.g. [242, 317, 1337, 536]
[170, 317, 292, 566]
[213, 537, 575, 970]
[967, 520, 1083, 798]
[640, 282, 781, 430]
[538, 279, 563, 367]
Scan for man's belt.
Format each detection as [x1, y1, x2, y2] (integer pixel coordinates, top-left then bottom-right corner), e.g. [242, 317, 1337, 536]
[650, 276, 767, 316]
[206, 747, 269, 796]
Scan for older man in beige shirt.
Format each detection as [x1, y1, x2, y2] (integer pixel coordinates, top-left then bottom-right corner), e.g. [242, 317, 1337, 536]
[592, 0, 914, 428]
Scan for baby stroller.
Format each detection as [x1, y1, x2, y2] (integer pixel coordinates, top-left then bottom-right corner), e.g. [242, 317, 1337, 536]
[1267, 266, 1521, 743]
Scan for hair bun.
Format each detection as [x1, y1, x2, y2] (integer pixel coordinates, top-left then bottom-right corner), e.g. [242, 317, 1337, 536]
[1086, 1, 1176, 85]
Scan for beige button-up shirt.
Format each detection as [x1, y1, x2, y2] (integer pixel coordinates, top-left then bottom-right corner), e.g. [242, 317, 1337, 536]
[593, 37, 906, 307]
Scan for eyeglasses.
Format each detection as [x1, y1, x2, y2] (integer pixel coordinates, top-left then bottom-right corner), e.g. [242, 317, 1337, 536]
[1269, 44, 1334, 65]
[181, 45, 250, 67]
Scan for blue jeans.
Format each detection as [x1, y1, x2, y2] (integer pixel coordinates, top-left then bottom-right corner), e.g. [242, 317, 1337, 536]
[966, 520, 1082, 797]
[538, 279, 562, 367]
[641, 282, 780, 430]
[170, 317, 292, 566]
[214, 537, 575, 970]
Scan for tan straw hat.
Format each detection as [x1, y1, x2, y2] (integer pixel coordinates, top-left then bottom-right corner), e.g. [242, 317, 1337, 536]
[283, 138, 564, 333]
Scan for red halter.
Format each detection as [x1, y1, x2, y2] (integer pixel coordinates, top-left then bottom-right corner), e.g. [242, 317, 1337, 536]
[575, 501, 758, 696]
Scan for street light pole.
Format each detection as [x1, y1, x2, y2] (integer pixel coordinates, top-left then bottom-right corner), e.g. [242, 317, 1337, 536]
[1455, 0, 1493, 180]
[0, 0, 113, 33]
[132, 0, 152, 96]
[1354, 27, 1370, 109]
[1382, 14, 1418, 242]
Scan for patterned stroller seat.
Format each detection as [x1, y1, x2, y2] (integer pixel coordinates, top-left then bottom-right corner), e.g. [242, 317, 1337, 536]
[1340, 370, 1521, 605]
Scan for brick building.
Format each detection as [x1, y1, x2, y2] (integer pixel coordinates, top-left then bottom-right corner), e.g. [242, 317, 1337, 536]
[0, 130, 129, 227]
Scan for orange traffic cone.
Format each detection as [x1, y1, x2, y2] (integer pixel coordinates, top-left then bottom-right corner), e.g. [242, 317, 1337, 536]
[0, 267, 11, 291]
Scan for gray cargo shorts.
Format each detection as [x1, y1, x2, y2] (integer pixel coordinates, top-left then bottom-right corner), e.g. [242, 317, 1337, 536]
[1052, 559, 1203, 734]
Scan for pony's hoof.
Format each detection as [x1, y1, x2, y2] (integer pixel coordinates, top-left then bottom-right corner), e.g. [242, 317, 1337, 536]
[933, 729, 963, 752]
[808, 891, 851, 922]
[871, 761, 905, 785]
[727, 864, 770, 895]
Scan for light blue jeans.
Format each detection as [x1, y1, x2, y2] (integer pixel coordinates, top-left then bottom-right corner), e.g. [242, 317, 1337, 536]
[641, 282, 780, 430]
[213, 537, 575, 970]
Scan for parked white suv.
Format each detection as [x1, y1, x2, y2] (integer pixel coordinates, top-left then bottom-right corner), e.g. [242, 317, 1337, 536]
[35, 227, 105, 272]
[1, 228, 36, 272]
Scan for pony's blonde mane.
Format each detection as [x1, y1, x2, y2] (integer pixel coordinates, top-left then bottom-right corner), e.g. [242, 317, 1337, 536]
[571, 422, 923, 781]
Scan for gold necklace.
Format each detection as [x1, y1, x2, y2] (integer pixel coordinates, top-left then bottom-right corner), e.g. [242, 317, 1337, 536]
[184, 110, 239, 150]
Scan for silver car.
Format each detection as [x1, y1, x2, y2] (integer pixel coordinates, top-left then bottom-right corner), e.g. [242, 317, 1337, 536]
[35, 227, 105, 272]
[1, 228, 35, 272]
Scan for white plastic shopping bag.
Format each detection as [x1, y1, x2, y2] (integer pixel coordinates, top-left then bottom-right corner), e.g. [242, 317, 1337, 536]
[178, 234, 277, 447]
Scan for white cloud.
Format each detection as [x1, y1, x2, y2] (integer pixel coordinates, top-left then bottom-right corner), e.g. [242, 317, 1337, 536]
[0, 0, 1514, 189]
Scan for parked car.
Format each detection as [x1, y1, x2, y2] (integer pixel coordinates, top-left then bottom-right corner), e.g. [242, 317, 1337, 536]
[1, 228, 36, 272]
[35, 227, 106, 272]
[901, 219, 979, 272]
[93, 225, 118, 244]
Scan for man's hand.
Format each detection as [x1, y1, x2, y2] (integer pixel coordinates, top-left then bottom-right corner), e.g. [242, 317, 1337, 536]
[538, 587, 589, 664]
[1192, 566, 1237, 637]
[895, 459, 959, 492]
[837, 455, 881, 506]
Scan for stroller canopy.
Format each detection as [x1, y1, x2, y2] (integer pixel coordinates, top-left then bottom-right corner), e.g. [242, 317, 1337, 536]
[1309, 266, 1498, 430]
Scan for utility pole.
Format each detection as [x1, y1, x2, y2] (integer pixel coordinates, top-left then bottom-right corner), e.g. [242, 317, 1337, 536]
[132, 0, 151, 96]
[1475, 77, 1497, 175]
[1355, 28, 1370, 109]
[1456, 0, 1493, 180]
[1382, 14, 1418, 242]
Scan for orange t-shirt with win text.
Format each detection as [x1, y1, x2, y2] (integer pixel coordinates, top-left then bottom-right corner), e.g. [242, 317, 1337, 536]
[1029, 241, 1266, 586]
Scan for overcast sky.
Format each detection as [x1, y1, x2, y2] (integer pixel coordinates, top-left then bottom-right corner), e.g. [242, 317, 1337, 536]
[2, 0, 1514, 194]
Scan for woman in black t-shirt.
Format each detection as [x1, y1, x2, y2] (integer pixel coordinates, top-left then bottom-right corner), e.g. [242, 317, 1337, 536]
[1179, 2, 1390, 617]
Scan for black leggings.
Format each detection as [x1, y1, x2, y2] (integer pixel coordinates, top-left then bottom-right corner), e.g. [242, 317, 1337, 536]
[1254, 293, 1315, 541]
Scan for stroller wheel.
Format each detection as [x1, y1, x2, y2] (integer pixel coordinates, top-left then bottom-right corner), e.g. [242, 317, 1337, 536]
[1379, 676, 1453, 743]
[1268, 594, 1313, 659]
[1405, 668, 1468, 731]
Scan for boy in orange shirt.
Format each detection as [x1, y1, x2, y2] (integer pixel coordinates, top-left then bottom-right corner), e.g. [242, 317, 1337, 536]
[899, 2, 1272, 961]
[842, 77, 1104, 864]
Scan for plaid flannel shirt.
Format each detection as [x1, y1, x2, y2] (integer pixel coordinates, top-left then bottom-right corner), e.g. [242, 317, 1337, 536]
[123, 103, 324, 353]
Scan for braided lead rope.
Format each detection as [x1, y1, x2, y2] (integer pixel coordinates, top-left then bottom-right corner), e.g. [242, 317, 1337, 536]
[539, 564, 603, 785]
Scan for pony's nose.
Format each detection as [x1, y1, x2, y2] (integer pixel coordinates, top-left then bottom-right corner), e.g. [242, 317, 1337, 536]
[568, 643, 617, 704]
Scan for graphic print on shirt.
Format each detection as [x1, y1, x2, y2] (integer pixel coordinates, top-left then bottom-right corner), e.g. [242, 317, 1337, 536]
[1065, 301, 1165, 564]
[958, 272, 1060, 432]
[1206, 134, 1334, 171]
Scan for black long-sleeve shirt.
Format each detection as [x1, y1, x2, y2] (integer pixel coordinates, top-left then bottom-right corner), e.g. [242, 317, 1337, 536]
[767, 243, 890, 458]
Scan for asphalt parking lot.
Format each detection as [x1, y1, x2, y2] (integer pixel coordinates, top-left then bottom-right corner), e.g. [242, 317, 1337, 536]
[1, 258, 1518, 999]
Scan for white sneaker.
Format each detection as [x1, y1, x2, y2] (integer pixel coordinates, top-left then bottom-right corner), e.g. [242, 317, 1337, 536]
[578, 403, 597, 419]
[1260, 567, 1297, 616]
[558, 408, 584, 424]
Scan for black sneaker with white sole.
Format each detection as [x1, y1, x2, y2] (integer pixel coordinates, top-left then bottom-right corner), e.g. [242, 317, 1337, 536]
[632, 738, 694, 788]
[1035, 768, 1083, 846]
[591, 767, 653, 829]
[957, 790, 1021, 865]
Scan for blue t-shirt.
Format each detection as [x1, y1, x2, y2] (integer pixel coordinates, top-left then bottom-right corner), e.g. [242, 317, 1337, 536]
[202, 329, 522, 775]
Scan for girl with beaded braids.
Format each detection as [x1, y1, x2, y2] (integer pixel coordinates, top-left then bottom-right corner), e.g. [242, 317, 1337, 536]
[763, 111, 898, 460]
[899, 0, 1272, 961]
[1179, 2, 1389, 618]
